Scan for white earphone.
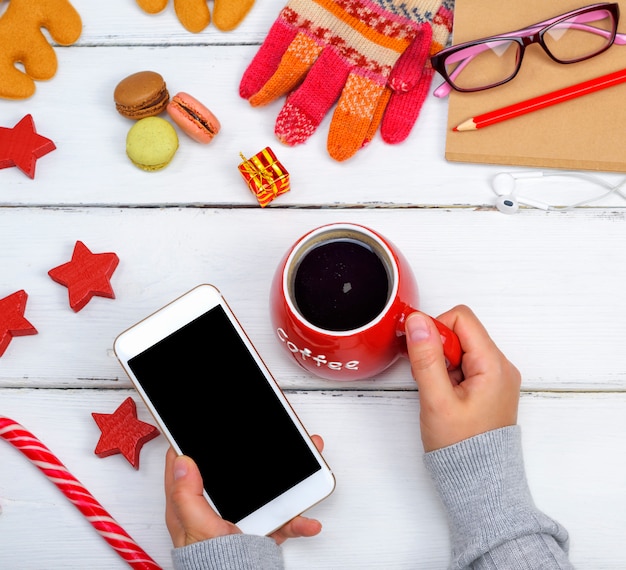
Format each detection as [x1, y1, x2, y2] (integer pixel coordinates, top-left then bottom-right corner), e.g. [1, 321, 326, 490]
[491, 171, 626, 214]
[492, 172, 551, 214]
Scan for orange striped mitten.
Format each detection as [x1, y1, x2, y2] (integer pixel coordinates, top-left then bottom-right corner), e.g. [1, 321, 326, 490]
[240, 0, 443, 162]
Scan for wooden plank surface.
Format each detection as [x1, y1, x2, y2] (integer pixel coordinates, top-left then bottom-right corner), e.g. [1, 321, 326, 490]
[0, 42, 497, 207]
[1, 0, 625, 568]
[1, 389, 625, 569]
[1, 207, 625, 391]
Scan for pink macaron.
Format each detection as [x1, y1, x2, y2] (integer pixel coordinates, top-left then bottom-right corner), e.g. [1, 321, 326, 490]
[167, 92, 221, 144]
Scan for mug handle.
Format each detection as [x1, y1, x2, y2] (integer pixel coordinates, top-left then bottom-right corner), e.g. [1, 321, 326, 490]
[401, 308, 462, 371]
[432, 318, 462, 371]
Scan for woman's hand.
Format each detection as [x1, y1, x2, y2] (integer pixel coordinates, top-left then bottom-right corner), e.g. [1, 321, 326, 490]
[405, 305, 521, 452]
[164, 436, 325, 547]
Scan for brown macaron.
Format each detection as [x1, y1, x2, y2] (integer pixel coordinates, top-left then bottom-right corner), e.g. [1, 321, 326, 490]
[114, 71, 170, 120]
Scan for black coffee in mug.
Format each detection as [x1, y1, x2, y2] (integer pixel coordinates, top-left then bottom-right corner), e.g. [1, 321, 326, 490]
[293, 238, 390, 331]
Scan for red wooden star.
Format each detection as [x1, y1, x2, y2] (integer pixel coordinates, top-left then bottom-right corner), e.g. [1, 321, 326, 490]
[92, 397, 160, 469]
[48, 241, 120, 312]
[0, 290, 38, 357]
[0, 114, 56, 179]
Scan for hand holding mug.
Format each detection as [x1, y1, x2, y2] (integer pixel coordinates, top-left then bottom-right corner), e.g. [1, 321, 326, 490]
[270, 223, 461, 381]
[405, 306, 521, 451]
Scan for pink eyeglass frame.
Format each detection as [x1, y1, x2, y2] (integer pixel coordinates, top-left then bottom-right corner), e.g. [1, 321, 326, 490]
[431, 2, 626, 97]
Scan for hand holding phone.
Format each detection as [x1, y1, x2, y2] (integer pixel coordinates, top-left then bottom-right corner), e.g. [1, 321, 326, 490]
[164, 443, 326, 547]
[114, 284, 335, 537]
[165, 449, 242, 544]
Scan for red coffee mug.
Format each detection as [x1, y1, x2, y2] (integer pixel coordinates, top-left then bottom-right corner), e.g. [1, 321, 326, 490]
[270, 223, 462, 381]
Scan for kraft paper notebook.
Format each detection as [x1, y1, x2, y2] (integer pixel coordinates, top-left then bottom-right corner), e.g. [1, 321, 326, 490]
[443, 0, 626, 172]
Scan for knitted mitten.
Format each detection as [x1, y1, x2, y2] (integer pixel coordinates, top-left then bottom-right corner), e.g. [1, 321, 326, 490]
[0, 0, 82, 100]
[240, 0, 443, 162]
[135, 0, 255, 32]
[379, 0, 454, 144]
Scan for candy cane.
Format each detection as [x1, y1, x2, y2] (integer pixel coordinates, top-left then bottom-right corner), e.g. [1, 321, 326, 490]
[0, 416, 161, 570]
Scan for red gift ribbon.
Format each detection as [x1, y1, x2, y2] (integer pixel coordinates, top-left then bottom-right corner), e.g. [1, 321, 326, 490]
[239, 147, 289, 207]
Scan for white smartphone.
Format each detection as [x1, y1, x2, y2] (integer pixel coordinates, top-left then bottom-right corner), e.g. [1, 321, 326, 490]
[114, 284, 335, 536]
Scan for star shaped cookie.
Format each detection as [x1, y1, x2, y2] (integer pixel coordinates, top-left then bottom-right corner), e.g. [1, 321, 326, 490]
[0, 114, 56, 178]
[0, 290, 38, 357]
[92, 397, 160, 469]
[48, 241, 120, 312]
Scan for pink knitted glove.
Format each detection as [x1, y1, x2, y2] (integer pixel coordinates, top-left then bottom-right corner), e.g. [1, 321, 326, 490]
[376, 0, 454, 144]
[240, 0, 444, 162]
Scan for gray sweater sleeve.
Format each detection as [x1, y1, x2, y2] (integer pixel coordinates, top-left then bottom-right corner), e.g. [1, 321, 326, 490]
[423, 425, 573, 570]
[172, 534, 284, 570]
[171, 426, 572, 570]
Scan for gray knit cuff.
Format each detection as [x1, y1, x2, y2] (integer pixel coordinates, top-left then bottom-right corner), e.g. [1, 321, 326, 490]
[172, 533, 284, 570]
[423, 426, 569, 568]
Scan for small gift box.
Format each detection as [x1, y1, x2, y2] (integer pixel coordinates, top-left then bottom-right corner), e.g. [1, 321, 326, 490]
[238, 147, 290, 207]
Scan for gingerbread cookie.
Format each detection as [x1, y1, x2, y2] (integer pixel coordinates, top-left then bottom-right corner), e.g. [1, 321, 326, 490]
[0, 0, 82, 100]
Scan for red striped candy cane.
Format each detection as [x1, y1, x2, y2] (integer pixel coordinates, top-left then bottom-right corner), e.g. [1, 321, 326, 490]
[0, 416, 161, 569]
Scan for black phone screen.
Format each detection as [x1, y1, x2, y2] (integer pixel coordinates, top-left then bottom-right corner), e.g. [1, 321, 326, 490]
[128, 305, 321, 524]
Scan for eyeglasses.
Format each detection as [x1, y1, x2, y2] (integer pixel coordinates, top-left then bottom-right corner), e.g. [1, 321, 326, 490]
[431, 3, 626, 97]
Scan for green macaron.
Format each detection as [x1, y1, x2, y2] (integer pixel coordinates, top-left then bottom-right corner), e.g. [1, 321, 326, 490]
[126, 117, 179, 171]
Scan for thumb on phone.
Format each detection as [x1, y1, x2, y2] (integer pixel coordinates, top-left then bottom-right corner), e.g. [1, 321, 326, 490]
[165, 448, 240, 547]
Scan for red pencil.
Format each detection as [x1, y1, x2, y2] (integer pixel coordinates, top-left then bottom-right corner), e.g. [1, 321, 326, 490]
[453, 68, 626, 131]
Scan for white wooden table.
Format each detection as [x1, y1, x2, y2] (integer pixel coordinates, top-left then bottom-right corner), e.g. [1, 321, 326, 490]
[2, 2, 626, 568]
